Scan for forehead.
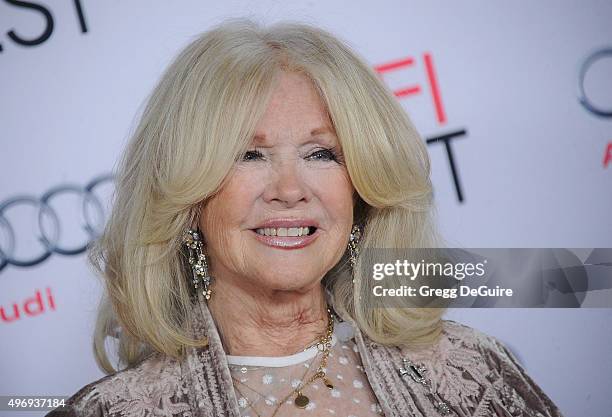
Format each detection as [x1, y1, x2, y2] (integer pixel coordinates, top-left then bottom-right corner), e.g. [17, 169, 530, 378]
[251, 71, 337, 144]
[252, 126, 335, 145]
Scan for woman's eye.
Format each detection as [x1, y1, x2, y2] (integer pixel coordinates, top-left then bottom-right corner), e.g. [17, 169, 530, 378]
[240, 148, 341, 163]
[307, 148, 338, 162]
[241, 150, 264, 161]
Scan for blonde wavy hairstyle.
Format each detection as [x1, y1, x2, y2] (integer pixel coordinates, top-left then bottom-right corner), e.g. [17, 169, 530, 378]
[89, 17, 447, 374]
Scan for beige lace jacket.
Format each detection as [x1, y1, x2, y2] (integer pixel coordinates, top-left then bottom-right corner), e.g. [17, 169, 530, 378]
[46, 301, 564, 417]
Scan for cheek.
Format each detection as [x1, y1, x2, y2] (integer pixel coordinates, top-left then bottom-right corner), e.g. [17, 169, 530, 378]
[200, 174, 259, 243]
[314, 170, 355, 265]
[314, 169, 354, 221]
[199, 199, 227, 253]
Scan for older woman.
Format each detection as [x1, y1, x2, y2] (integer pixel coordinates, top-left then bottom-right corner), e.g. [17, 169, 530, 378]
[47, 19, 563, 417]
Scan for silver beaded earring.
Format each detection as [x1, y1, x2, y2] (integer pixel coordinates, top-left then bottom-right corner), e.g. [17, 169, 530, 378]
[348, 223, 363, 282]
[182, 228, 213, 300]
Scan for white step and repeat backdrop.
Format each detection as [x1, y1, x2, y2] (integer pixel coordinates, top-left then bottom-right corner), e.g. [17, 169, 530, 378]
[1, 1, 611, 416]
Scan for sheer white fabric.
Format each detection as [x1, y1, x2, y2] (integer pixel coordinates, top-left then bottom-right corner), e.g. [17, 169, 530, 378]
[227, 320, 384, 417]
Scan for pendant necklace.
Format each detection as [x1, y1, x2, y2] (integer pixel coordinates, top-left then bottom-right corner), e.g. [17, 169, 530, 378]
[230, 307, 335, 416]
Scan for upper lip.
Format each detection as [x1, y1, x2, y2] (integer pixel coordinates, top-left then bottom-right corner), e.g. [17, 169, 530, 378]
[252, 218, 320, 229]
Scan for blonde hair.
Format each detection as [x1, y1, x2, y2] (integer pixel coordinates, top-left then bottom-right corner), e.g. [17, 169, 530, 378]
[89, 17, 447, 374]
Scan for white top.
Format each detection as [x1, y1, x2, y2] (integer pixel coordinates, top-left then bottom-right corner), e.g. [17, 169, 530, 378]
[227, 333, 339, 368]
[226, 319, 384, 417]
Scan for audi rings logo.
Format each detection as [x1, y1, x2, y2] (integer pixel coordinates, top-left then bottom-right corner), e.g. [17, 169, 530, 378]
[578, 47, 612, 118]
[0, 174, 115, 272]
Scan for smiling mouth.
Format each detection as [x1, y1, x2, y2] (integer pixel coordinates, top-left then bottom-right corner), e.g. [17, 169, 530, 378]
[251, 226, 318, 237]
[249, 226, 320, 250]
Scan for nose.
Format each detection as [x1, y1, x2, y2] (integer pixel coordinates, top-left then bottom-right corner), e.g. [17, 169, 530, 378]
[263, 158, 310, 208]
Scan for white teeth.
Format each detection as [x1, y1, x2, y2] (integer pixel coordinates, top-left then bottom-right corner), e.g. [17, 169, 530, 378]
[255, 227, 312, 237]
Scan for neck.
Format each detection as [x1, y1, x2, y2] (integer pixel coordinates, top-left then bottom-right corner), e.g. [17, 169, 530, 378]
[207, 278, 329, 357]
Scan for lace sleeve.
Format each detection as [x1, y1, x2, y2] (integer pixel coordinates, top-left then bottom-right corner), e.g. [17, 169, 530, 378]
[487, 336, 565, 417]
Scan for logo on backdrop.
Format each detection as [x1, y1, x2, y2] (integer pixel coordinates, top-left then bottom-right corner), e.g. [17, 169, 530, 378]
[0, 287, 56, 324]
[375, 53, 468, 202]
[578, 47, 612, 118]
[0, 0, 88, 53]
[577, 47, 612, 169]
[0, 174, 113, 272]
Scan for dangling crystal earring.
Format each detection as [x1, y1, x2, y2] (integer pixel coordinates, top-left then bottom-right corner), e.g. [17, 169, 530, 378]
[348, 223, 363, 283]
[183, 228, 213, 300]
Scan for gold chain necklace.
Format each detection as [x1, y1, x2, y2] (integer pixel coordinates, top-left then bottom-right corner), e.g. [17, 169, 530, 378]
[231, 353, 316, 415]
[230, 307, 335, 416]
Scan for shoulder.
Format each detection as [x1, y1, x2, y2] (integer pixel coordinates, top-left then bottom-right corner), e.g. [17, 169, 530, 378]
[440, 318, 501, 346]
[368, 319, 564, 416]
[439, 318, 512, 361]
[430, 319, 530, 384]
[360, 319, 563, 416]
[431, 319, 564, 416]
[383, 318, 518, 386]
[45, 352, 190, 417]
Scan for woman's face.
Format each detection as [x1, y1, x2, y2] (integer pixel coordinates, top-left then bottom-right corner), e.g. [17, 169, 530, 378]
[199, 71, 355, 294]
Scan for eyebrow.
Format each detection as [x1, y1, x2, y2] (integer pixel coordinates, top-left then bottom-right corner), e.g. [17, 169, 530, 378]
[252, 126, 335, 143]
